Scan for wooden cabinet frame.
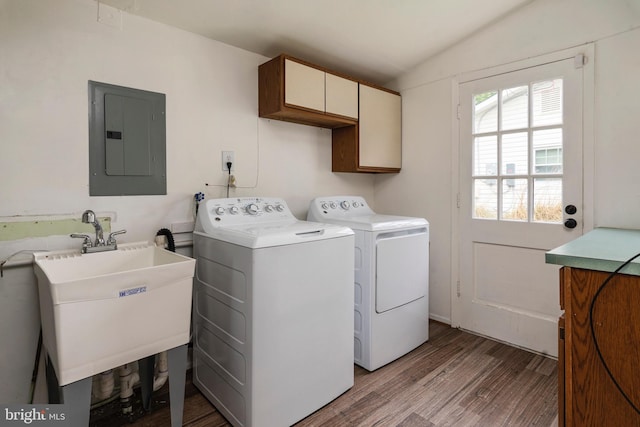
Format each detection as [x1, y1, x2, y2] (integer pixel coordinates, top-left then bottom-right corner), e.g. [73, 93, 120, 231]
[259, 54, 401, 173]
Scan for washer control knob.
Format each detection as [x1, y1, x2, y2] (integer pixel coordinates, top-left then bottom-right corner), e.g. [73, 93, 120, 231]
[229, 206, 239, 215]
[321, 203, 329, 210]
[275, 204, 285, 212]
[215, 207, 225, 215]
[264, 204, 274, 213]
[340, 201, 350, 210]
[246, 203, 259, 215]
[352, 202, 359, 208]
[329, 202, 337, 209]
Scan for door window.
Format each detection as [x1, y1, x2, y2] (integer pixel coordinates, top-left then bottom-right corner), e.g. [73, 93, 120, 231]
[472, 78, 564, 223]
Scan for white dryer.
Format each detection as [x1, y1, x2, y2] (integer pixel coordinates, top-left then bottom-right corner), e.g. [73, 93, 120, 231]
[308, 196, 429, 371]
[193, 197, 354, 427]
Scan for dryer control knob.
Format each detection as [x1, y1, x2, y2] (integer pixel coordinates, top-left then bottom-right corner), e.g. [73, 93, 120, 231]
[353, 202, 360, 208]
[275, 204, 285, 212]
[329, 202, 337, 209]
[340, 201, 350, 210]
[229, 206, 239, 215]
[246, 203, 259, 215]
[215, 207, 225, 215]
[264, 204, 274, 212]
[321, 203, 329, 210]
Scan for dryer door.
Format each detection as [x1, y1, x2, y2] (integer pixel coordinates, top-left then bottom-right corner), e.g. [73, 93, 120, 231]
[376, 230, 429, 313]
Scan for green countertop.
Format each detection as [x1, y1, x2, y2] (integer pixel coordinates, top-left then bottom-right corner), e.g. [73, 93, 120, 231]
[545, 227, 640, 275]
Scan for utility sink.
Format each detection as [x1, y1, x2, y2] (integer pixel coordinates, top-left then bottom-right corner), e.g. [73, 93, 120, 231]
[33, 242, 195, 386]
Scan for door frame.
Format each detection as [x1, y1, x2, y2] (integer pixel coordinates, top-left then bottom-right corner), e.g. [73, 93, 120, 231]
[450, 44, 595, 332]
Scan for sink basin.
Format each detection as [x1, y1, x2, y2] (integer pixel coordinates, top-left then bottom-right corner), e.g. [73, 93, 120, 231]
[33, 241, 195, 386]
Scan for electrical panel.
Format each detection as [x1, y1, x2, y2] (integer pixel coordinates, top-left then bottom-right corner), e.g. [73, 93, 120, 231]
[88, 81, 166, 196]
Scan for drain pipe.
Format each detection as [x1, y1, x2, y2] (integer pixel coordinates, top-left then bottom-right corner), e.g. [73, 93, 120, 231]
[118, 363, 139, 415]
[92, 369, 115, 401]
[153, 351, 169, 391]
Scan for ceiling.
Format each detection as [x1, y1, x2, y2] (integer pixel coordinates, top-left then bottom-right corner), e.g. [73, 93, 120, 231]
[99, 0, 533, 85]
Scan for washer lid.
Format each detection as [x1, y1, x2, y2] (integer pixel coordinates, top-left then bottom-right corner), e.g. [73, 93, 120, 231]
[195, 219, 353, 248]
[317, 214, 428, 232]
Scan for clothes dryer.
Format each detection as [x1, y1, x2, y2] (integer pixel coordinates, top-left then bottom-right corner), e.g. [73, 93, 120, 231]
[308, 196, 429, 371]
[193, 197, 354, 427]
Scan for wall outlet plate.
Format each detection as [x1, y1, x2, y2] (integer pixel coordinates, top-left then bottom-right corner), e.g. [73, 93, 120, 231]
[222, 151, 235, 171]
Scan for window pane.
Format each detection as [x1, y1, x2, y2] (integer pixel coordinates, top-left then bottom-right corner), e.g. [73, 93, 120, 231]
[533, 128, 563, 174]
[501, 86, 528, 131]
[473, 135, 497, 176]
[502, 178, 528, 221]
[501, 132, 528, 175]
[533, 178, 562, 223]
[474, 179, 497, 219]
[474, 91, 497, 133]
[532, 79, 563, 127]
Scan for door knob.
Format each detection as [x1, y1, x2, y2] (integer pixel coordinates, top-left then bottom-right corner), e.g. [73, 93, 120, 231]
[565, 204, 577, 215]
[564, 218, 577, 229]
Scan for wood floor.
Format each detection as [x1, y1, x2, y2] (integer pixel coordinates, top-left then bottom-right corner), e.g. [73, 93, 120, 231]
[90, 321, 559, 427]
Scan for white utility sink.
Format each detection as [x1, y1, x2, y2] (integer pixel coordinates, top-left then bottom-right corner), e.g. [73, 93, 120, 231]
[33, 241, 196, 386]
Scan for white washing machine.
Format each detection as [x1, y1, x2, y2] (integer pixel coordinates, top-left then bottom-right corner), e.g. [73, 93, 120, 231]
[193, 197, 354, 427]
[308, 196, 429, 371]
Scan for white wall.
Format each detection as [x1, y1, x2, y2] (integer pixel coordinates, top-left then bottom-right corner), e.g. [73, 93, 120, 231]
[0, 0, 374, 402]
[375, 0, 640, 323]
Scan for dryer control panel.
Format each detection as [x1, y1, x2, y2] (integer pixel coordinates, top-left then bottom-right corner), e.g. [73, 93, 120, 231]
[308, 196, 374, 220]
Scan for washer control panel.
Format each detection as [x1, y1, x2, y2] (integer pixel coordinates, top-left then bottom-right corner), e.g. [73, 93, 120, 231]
[309, 196, 374, 219]
[199, 197, 293, 226]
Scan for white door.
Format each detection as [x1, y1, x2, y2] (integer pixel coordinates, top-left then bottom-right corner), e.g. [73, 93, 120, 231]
[456, 56, 586, 356]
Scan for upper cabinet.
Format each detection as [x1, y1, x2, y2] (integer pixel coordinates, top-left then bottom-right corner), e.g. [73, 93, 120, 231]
[325, 73, 359, 119]
[332, 83, 401, 173]
[259, 54, 401, 173]
[359, 84, 402, 170]
[259, 55, 358, 128]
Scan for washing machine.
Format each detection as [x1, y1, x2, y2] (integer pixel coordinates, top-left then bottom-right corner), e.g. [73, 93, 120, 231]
[192, 197, 354, 427]
[308, 196, 429, 371]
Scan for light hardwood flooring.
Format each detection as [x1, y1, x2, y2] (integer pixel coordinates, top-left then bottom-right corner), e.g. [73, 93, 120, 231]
[90, 321, 558, 426]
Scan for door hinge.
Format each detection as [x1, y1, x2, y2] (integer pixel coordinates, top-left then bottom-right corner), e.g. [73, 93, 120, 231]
[574, 53, 588, 69]
[456, 104, 461, 120]
[456, 193, 461, 208]
[457, 280, 461, 297]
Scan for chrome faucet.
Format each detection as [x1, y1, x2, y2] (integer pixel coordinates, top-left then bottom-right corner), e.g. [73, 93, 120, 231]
[82, 210, 105, 246]
[71, 210, 126, 253]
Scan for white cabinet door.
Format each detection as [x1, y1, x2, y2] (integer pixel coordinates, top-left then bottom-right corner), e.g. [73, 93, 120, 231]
[359, 84, 401, 168]
[326, 73, 358, 119]
[284, 59, 325, 112]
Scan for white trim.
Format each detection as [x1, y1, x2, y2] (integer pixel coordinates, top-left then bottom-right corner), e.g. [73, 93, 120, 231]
[459, 44, 594, 84]
[450, 76, 461, 328]
[581, 43, 595, 233]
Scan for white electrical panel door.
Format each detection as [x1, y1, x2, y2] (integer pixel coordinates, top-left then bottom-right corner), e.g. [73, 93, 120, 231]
[325, 73, 358, 119]
[284, 59, 325, 112]
[375, 232, 428, 313]
[359, 84, 402, 169]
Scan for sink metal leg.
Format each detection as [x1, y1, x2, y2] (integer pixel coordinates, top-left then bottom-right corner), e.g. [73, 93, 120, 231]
[167, 344, 188, 427]
[139, 354, 156, 411]
[60, 376, 92, 427]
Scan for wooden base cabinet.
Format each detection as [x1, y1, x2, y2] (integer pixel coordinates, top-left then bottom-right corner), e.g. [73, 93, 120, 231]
[559, 266, 640, 426]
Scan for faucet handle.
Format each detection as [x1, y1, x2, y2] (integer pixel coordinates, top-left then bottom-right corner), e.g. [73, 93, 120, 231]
[107, 229, 127, 246]
[71, 233, 93, 251]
